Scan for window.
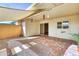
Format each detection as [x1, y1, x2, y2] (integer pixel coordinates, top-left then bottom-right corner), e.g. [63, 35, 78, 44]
[62, 21, 69, 29]
[57, 21, 69, 29]
[57, 22, 62, 29]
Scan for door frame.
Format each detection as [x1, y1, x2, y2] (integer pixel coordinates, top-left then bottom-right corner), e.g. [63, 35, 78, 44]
[40, 23, 49, 35]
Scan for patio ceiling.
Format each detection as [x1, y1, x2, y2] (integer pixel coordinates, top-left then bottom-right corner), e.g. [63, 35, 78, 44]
[29, 3, 63, 10]
[28, 3, 79, 20]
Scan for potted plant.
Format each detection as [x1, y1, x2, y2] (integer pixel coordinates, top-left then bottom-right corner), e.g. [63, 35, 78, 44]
[72, 34, 79, 52]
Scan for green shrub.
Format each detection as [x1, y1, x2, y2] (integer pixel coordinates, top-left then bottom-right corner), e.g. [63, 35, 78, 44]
[72, 34, 79, 46]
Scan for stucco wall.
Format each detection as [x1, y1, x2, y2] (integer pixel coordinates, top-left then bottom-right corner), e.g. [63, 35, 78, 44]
[26, 14, 79, 40]
[49, 15, 79, 39]
[26, 20, 40, 36]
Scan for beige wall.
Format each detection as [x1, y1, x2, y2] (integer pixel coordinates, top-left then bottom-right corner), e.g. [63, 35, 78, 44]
[0, 24, 22, 39]
[49, 15, 79, 39]
[26, 14, 79, 40]
[26, 20, 40, 36]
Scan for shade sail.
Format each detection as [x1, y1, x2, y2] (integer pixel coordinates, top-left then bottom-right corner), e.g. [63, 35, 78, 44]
[0, 6, 35, 21]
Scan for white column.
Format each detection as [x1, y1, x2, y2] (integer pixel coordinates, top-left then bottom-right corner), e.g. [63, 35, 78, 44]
[22, 20, 27, 37]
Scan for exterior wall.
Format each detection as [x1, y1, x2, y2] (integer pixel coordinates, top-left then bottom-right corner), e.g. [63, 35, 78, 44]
[0, 24, 22, 39]
[26, 20, 40, 36]
[26, 14, 79, 40]
[49, 15, 79, 39]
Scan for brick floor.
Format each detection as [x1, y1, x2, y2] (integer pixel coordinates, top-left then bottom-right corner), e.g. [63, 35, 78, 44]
[37, 36, 76, 56]
[0, 35, 76, 56]
[18, 35, 76, 56]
